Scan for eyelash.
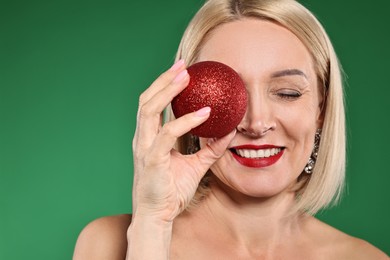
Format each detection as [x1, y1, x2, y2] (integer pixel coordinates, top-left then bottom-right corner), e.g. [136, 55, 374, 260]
[276, 90, 302, 100]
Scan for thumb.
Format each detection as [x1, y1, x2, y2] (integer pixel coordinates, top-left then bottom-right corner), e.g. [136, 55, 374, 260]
[193, 130, 236, 178]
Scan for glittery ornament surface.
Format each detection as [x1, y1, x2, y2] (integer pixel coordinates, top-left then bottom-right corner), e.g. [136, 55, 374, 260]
[172, 61, 247, 138]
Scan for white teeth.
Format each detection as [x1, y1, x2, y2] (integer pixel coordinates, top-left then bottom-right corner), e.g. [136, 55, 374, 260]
[235, 148, 282, 159]
[258, 149, 264, 157]
[250, 150, 257, 158]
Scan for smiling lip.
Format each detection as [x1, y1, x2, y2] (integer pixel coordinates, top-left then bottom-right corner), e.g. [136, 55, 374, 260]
[230, 144, 284, 168]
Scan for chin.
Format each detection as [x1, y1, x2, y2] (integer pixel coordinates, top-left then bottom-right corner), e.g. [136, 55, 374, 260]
[212, 171, 297, 199]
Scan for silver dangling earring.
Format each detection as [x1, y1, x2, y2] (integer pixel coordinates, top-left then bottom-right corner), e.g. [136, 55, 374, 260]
[187, 134, 200, 154]
[304, 129, 322, 174]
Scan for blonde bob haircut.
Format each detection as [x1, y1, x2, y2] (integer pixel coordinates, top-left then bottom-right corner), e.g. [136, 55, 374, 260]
[167, 0, 346, 215]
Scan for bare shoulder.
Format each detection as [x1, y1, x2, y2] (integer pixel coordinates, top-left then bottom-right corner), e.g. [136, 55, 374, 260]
[73, 214, 132, 260]
[344, 236, 389, 260]
[305, 216, 388, 260]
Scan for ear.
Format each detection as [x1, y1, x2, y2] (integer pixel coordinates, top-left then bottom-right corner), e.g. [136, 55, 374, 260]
[316, 103, 325, 129]
[316, 81, 326, 129]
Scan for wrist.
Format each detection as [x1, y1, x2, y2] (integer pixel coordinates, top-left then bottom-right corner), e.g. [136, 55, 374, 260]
[128, 213, 174, 234]
[133, 204, 178, 223]
[127, 214, 173, 260]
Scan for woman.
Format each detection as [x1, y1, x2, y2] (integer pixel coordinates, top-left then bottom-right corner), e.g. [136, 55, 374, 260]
[74, 0, 388, 259]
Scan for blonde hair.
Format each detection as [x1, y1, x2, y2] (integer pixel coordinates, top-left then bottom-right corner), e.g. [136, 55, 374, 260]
[167, 0, 346, 215]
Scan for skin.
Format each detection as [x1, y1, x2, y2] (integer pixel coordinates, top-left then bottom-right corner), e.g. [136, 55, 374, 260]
[73, 19, 389, 260]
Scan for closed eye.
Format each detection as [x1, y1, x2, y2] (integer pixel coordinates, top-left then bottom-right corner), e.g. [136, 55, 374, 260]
[276, 90, 302, 100]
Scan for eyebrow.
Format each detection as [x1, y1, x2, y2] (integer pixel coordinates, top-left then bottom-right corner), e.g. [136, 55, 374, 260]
[271, 69, 307, 79]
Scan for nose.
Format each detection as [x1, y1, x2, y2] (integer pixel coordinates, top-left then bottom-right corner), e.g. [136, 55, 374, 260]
[236, 92, 276, 138]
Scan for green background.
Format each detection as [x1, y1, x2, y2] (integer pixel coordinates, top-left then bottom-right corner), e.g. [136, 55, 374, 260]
[1, 0, 389, 258]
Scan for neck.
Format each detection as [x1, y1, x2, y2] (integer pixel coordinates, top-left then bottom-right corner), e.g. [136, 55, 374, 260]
[192, 178, 304, 251]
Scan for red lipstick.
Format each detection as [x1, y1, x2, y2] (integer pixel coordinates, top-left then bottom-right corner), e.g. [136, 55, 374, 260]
[230, 144, 284, 168]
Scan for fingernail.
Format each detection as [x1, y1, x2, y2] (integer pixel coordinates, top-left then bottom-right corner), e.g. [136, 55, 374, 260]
[173, 69, 188, 83]
[170, 59, 185, 71]
[195, 106, 211, 117]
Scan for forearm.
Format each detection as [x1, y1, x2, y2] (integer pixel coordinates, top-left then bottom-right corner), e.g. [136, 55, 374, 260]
[126, 215, 173, 260]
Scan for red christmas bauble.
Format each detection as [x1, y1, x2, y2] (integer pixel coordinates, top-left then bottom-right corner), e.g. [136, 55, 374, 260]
[171, 61, 247, 138]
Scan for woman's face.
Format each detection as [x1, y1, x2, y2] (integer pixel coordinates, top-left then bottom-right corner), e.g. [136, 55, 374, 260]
[198, 19, 323, 198]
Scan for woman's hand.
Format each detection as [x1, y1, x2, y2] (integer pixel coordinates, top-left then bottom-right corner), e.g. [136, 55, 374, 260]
[131, 60, 235, 222]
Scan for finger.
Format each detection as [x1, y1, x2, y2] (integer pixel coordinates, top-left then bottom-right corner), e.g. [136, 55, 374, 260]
[139, 69, 188, 125]
[192, 130, 236, 179]
[148, 107, 211, 159]
[135, 69, 190, 150]
[132, 111, 163, 152]
[133, 60, 186, 148]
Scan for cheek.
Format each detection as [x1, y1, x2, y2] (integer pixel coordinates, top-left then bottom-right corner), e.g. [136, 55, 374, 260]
[276, 96, 320, 128]
[277, 105, 317, 131]
[275, 101, 319, 156]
